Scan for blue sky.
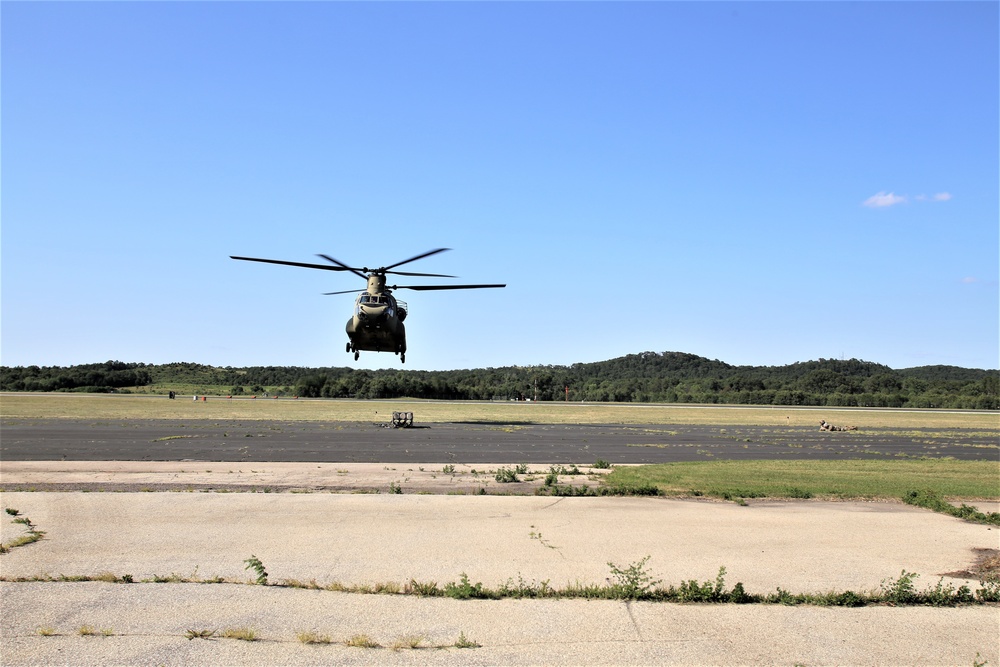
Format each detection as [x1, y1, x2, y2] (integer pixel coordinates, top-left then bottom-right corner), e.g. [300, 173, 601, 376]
[2, 2, 997, 372]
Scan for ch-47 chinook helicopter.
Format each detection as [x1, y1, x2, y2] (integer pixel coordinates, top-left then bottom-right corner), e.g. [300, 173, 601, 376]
[230, 248, 504, 363]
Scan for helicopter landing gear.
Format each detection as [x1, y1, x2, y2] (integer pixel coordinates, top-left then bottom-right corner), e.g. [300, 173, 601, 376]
[354, 351, 360, 361]
[400, 353, 405, 363]
[346, 342, 352, 353]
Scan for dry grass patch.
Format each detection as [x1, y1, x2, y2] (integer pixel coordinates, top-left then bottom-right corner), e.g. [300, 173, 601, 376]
[221, 627, 258, 642]
[345, 634, 380, 648]
[3, 394, 995, 429]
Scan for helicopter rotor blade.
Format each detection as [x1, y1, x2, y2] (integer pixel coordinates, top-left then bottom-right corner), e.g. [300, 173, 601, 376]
[383, 248, 451, 272]
[384, 269, 456, 278]
[317, 254, 368, 280]
[232, 255, 361, 272]
[391, 284, 506, 291]
[323, 289, 364, 295]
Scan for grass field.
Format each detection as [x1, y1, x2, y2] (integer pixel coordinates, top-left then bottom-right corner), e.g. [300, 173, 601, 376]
[605, 459, 1000, 499]
[2, 393, 997, 429]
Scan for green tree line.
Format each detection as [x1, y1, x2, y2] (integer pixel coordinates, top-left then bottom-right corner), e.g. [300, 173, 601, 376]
[2, 352, 997, 409]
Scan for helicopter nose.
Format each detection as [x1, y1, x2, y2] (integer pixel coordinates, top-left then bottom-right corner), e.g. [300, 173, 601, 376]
[360, 305, 387, 322]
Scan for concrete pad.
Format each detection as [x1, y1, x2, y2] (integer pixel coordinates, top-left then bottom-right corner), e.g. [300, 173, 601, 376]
[0, 491, 995, 592]
[1, 463, 998, 666]
[1, 583, 997, 666]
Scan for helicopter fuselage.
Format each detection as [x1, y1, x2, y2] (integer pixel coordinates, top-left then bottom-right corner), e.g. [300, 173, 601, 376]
[345, 275, 407, 360]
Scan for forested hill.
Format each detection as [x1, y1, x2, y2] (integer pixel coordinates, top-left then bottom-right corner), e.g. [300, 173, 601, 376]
[1, 352, 997, 409]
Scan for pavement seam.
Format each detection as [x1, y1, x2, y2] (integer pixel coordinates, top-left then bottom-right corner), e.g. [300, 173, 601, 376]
[623, 601, 644, 641]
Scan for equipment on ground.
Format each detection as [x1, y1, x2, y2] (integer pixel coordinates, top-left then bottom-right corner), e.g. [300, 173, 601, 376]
[231, 248, 504, 363]
[391, 412, 414, 428]
[819, 420, 858, 432]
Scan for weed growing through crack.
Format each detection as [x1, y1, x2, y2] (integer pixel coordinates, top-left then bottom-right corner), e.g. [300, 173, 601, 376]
[345, 634, 380, 648]
[297, 630, 332, 644]
[77, 625, 97, 636]
[185, 629, 216, 640]
[607, 556, 662, 599]
[244, 555, 268, 585]
[390, 635, 425, 650]
[494, 467, 519, 483]
[880, 570, 920, 605]
[454, 631, 481, 648]
[222, 627, 258, 641]
[1, 513, 46, 553]
[36, 626, 56, 636]
[444, 573, 490, 600]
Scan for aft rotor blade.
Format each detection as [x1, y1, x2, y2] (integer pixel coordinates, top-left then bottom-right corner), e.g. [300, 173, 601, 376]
[392, 284, 506, 291]
[318, 254, 367, 280]
[231, 256, 354, 272]
[384, 248, 451, 272]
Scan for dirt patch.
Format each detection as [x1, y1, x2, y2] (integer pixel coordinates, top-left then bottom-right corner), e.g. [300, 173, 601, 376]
[944, 548, 1000, 579]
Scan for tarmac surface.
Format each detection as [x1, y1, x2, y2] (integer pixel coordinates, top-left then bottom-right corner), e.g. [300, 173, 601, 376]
[1, 418, 998, 665]
[2, 418, 996, 464]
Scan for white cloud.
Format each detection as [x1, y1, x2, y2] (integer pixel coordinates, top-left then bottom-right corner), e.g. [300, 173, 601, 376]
[863, 191, 907, 208]
[961, 276, 979, 284]
[916, 192, 953, 202]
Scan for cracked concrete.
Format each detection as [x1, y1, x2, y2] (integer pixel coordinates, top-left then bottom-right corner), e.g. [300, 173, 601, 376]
[1, 473, 998, 666]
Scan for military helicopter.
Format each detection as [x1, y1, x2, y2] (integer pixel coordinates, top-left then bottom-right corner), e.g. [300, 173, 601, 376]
[230, 248, 504, 363]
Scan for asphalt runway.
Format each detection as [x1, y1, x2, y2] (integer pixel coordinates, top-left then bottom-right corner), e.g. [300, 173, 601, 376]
[1, 418, 994, 463]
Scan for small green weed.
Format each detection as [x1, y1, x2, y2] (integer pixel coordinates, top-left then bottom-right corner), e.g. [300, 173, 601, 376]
[880, 570, 919, 605]
[676, 566, 730, 602]
[607, 556, 662, 599]
[244, 555, 268, 585]
[454, 631, 481, 648]
[593, 459, 611, 469]
[185, 628, 216, 640]
[444, 573, 492, 600]
[494, 467, 519, 483]
[297, 630, 332, 644]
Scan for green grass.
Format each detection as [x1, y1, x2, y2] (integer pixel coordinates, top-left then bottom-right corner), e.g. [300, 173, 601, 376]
[605, 459, 1000, 499]
[3, 393, 996, 428]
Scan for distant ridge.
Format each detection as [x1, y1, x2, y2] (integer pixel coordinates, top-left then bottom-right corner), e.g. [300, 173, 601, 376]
[2, 352, 997, 409]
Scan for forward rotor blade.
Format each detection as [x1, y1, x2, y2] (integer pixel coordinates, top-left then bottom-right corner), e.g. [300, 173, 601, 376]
[317, 254, 367, 280]
[384, 248, 450, 272]
[385, 269, 456, 278]
[392, 284, 506, 291]
[231, 256, 354, 272]
[323, 289, 364, 295]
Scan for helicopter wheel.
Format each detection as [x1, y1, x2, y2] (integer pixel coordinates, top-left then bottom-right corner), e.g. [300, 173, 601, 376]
[354, 351, 359, 361]
[400, 353, 405, 364]
[346, 342, 352, 353]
